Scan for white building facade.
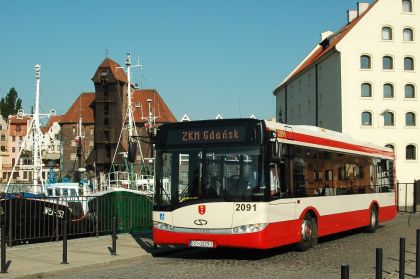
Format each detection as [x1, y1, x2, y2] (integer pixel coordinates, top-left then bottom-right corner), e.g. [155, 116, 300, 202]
[274, 0, 419, 208]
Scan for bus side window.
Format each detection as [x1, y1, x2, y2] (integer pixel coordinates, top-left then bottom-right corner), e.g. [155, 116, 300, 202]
[269, 163, 280, 198]
[279, 161, 288, 194]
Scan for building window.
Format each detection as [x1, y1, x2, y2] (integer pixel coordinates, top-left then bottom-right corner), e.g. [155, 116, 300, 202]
[384, 111, 395, 126]
[12, 136, 16, 142]
[382, 27, 393, 40]
[104, 103, 110, 116]
[361, 83, 372, 97]
[90, 128, 94, 136]
[383, 83, 394, 98]
[383, 56, 394, 69]
[406, 144, 416, 160]
[362, 111, 372, 126]
[405, 84, 415, 98]
[403, 28, 414, 41]
[360, 55, 372, 69]
[404, 57, 414, 70]
[12, 147, 16, 153]
[1, 135, 5, 141]
[1, 146, 5, 152]
[406, 112, 416, 126]
[70, 153, 76, 160]
[403, 0, 413, 12]
[72, 127, 76, 134]
[12, 158, 15, 166]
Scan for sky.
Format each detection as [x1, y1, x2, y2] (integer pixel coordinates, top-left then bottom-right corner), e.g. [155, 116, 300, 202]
[0, 0, 364, 121]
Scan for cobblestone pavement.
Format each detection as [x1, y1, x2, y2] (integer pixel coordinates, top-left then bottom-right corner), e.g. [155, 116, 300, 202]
[47, 212, 420, 279]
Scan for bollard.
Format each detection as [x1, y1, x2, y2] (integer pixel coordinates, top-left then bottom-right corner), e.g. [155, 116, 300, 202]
[416, 229, 420, 278]
[61, 221, 68, 264]
[341, 264, 349, 279]
[1, 225, 11, 273]
[108, 216, 117, 256]
[400, 237, 405, 279]
[376, 248, 383, 279]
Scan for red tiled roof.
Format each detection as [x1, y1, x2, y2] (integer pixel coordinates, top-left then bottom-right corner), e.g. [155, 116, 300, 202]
[132, 89, 177, 124]
[60, 90, 176, 125]
[60, 92, 95, 124]
[92, 58, 127, 83]
[274, 1, 377, 94]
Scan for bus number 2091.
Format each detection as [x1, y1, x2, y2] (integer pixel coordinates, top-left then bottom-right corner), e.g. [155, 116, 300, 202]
[235, 204, 257, 211]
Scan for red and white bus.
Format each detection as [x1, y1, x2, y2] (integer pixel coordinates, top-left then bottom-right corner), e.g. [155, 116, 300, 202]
[152, 119, 396, 250]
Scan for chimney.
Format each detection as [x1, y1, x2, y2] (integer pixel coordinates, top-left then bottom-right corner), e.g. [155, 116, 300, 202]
[320, 31, 334, 41]
[357, 2, 370, 16]
[347, 10, 358, 23]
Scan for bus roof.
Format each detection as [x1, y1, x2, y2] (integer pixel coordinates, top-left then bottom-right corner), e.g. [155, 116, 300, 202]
[265, 120, 394, 160]
[155, 118, 394, 160]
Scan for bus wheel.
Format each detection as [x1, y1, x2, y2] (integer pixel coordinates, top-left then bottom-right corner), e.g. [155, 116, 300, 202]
[297, 213, 318, 251]
[366, 206, 378, 233]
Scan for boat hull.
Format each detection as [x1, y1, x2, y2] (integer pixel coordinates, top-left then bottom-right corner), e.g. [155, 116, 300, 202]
[0, 197, 95, 244]
[88, 190, 153, 234]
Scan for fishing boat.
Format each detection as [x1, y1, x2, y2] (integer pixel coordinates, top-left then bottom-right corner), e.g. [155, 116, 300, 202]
[1, 65, 94, 244]
[87, 53, 155, 234]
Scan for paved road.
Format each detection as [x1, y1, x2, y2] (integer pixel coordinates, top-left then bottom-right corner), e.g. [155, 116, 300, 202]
[46, 212, 420, 279]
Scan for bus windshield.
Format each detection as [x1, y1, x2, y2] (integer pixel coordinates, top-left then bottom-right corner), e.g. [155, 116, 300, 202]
[155, 146, 264, 208]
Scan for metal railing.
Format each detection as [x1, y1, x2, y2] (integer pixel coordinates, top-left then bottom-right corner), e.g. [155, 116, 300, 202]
[0, 193, 153, 246]
[397, 182, 416, 213]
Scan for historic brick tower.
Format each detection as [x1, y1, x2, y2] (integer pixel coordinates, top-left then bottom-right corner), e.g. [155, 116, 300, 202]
[89, 58, 128, 173]
[60, 56, 177, 179]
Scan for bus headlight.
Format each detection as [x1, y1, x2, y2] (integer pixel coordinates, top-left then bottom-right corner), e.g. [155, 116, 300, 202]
[153, 221, 174, 232]
[232, 223, 268, 234]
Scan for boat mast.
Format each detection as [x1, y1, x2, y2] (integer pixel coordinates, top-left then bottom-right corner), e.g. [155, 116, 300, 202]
[143, 98, 158, 170]
[32, 64, 44, 193]
[125, 53, 134, 140]
[5, 64, 54, 193]
[124, 53, 145, 165]
[75, 97, 85, 180]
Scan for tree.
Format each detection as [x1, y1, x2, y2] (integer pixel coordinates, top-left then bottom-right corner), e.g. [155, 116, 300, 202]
[0, 87, 22, 119]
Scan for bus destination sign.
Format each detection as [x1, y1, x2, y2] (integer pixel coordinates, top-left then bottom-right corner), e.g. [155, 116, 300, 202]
[167, 126, 247, 145]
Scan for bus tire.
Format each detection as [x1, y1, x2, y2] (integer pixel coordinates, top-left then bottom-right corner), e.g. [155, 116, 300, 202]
[366, 206, 378, 233]
[297, 213, 318, 251]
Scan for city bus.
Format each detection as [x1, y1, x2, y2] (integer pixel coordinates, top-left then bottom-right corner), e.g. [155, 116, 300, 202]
[152, 119, 396, 250]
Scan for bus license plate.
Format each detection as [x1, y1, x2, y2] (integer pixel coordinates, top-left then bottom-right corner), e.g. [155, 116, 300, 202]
[189, 240, 214, 248]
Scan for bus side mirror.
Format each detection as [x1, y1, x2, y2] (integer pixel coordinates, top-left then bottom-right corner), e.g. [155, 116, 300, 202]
[269, 142, 282, 162]
[128, 140, 137, 163]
